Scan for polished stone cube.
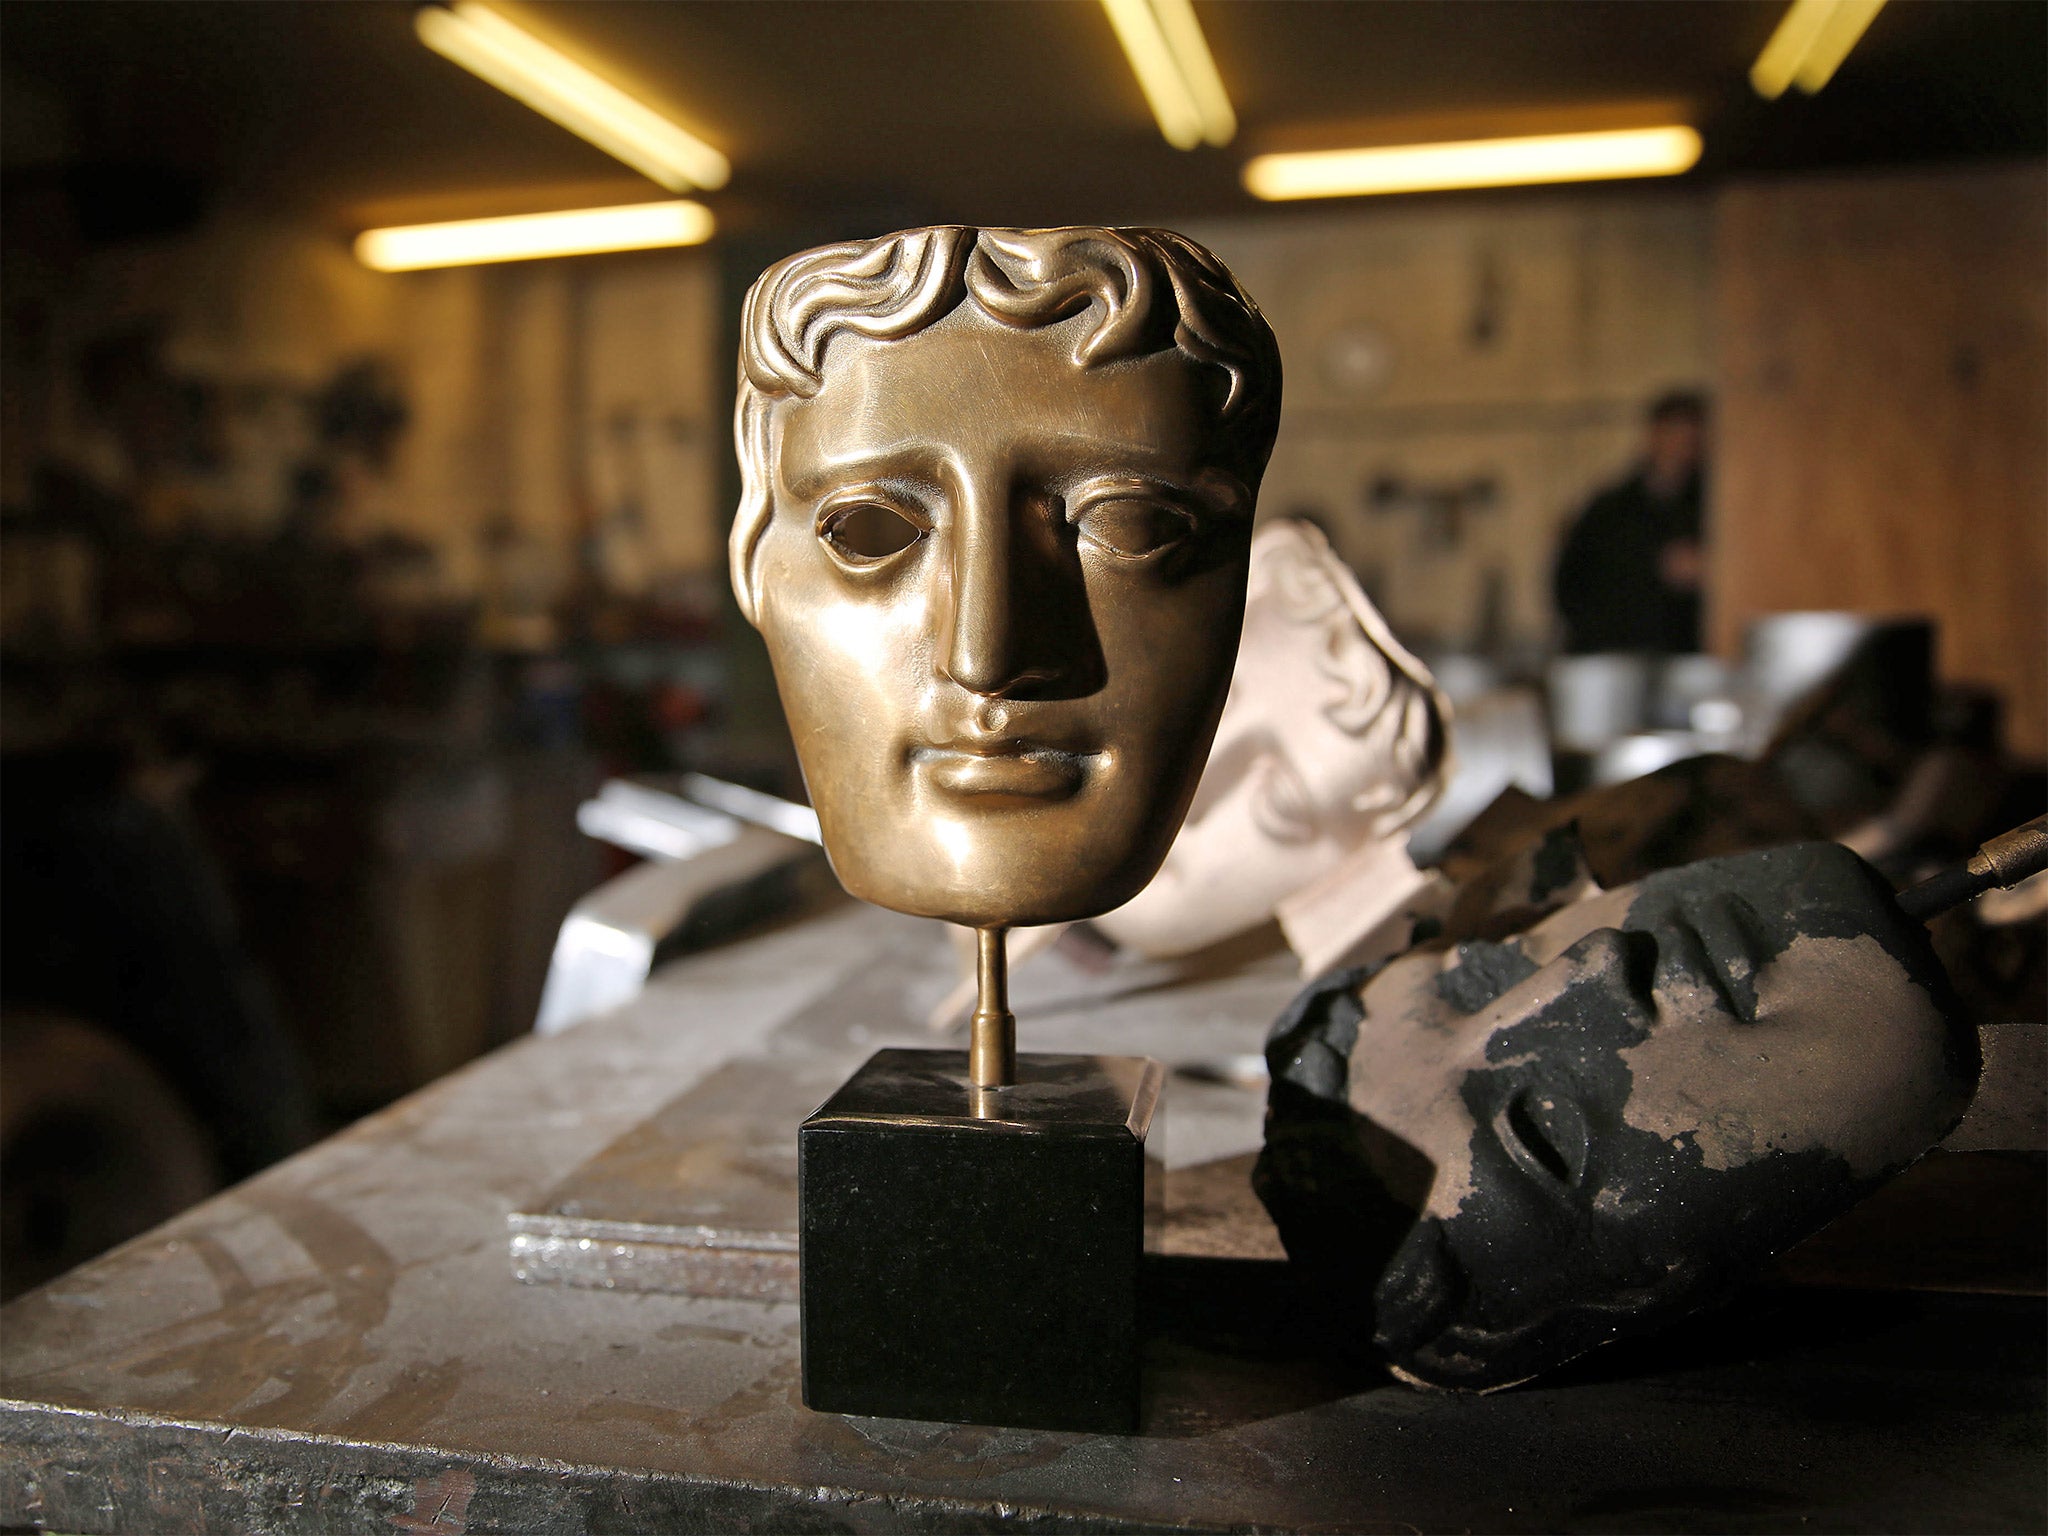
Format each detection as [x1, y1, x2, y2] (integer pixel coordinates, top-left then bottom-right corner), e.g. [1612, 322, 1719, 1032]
[799, 1048, 1163, 1433]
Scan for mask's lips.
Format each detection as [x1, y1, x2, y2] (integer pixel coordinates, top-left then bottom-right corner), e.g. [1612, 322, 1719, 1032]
[912, 739, 1094, 801]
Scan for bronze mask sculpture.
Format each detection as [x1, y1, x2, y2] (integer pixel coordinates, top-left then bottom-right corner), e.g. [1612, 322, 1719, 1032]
[1258, 839, 1979, 1392]
[739, 227, 1281, 1432]
[732, 225, 1281, 1083]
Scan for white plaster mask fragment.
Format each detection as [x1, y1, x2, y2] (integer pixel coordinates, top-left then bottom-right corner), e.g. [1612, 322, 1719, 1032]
[1097, 518, 1449, 957]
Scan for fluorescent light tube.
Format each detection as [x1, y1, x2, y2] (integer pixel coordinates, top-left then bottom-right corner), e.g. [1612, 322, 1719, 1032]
[1750, 0, 1888, 99]
[1101, 0, 1234, 149]
[415, 3, 729, 192]
[355, 201, 715, 271]
[1150, 0, 1235, 146]
[1242, 126, 1702, 202]
[1790, 0, 1887, 93]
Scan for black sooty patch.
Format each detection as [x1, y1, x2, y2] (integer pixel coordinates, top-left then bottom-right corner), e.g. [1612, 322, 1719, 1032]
[1529, 822, 1592, 901]
[1256, 963, 1424, 1360]
[1436, 940, 1539, 1015]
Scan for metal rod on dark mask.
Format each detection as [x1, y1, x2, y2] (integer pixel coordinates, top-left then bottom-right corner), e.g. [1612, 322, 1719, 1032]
[1896, 814, 2048, 922]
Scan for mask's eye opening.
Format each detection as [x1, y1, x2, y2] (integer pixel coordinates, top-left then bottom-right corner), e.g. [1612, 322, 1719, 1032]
[1617, 926, 1660, 1004]
[1497, 1085, 1590, 1189]
[822, 502, 923, 562]
[1248, 753, 1318, 846]
[1070, 497, 1195, 561]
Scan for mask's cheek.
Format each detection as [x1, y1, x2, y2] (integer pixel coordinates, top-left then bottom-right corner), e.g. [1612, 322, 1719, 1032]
[1151, 770, 1258, 891]
[1348, 968, 1512, 1208]
[1623, 935, 1957, 1178]
[785, 582, 930, 677]
[1362, 1095, 1481, 1240]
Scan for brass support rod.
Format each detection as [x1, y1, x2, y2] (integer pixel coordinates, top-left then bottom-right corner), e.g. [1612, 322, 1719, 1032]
[1900, 813, 2048, 921]
[969, 925, 1016, 1088]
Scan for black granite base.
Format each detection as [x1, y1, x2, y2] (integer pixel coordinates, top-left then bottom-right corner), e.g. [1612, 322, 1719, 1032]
[799, 1048, 1164, 1433]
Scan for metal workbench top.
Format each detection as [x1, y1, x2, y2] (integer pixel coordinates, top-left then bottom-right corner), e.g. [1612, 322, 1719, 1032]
[3, 899, 2042, 1534]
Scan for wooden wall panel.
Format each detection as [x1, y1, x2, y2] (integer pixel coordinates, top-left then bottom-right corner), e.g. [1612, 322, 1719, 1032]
[27, 220, 723, 594]
[1712, 163, 2048, 757]
[581, 252, 722, 579]
[1188, 194, 1711, 650]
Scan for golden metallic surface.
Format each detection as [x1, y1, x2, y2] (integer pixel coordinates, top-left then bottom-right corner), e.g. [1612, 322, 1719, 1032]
[730, 227, 1282, 1074]
[969, 927, 1017, 1088]
[1970, 813, 2048, 888]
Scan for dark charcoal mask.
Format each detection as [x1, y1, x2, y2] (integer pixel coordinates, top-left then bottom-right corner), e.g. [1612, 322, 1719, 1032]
[1257, 841, 1976, 1391]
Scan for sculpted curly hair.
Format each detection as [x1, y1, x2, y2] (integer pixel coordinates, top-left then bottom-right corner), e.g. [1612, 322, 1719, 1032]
[729, 225, 1282, 623]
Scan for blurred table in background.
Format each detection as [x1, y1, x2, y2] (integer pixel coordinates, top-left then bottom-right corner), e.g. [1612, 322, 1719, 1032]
[3, 897, 2042, 1534]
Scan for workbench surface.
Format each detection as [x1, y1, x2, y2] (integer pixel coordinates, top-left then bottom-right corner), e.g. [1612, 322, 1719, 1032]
[4, 900, 2042, 1533]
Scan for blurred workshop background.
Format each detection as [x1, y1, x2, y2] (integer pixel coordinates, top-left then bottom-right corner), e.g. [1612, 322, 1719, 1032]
[2, 0, 2042, 1293]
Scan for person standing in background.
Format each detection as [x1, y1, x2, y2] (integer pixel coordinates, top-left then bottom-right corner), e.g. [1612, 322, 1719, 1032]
[1554, 391, 1708, 654]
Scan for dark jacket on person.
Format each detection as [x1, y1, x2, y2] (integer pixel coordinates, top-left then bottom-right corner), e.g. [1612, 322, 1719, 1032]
[1553, 467, 1703, 654]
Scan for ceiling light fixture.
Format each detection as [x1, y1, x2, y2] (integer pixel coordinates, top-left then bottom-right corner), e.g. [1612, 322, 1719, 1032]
[415, 2, 729, 191]
[1243, 126, 1702, 202]
[1750, 0, 1888, 99]
[355, 201, 715, 271]
[1100, 0, 1235, 149]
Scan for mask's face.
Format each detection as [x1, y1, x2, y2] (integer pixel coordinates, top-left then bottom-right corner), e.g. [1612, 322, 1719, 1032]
[750, 305, 1255, 927]
[1311, 843, 1971, 1389]
[1097, 520, 1444, 956]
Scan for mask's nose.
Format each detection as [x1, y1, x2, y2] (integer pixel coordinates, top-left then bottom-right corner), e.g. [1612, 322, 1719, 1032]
[940, 478, 1090, 700]
[944, 488, 1024, 697]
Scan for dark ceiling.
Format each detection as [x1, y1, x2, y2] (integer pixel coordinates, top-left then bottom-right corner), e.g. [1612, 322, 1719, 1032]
[3, 0, 2042, 244]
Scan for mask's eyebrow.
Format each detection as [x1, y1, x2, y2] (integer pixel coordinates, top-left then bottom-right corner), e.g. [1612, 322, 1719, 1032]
[1435, 939, 1540, 1014]
[780, 449, 938, 503]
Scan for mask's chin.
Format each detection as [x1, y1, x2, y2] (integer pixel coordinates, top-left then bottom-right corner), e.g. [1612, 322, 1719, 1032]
[840, 819, 1166, 926]
[1374, 1228, 1572, 1393]
[1373, 1213, 1712, 1392]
